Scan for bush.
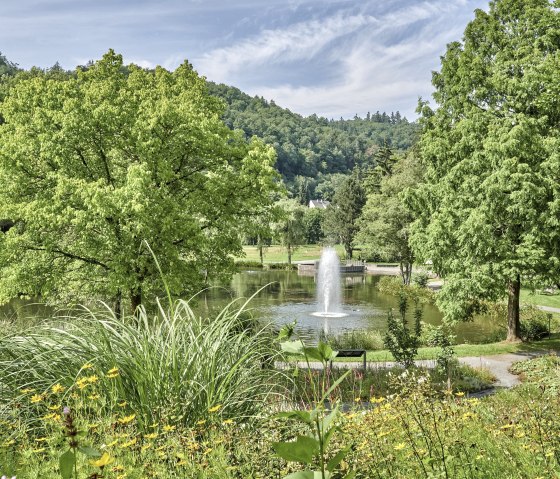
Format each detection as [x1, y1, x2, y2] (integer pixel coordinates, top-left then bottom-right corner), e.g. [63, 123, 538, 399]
[412, 273, 430, 288]
[377, 276, 435, 303]
[384, 296, 422, 368]
[486, 303, 553, 341]
[235, 260, 265, 269]
[322, 329, 385, 350]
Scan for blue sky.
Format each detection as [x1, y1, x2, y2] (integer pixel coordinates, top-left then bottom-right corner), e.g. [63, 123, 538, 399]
[1, 0, 488, 119]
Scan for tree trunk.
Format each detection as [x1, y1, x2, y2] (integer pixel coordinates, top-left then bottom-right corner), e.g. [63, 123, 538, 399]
[399, 262, 412, 285]
[506, 274, 521, 342]
[114, 291, 122, 320]
[258, 234, 264, 266]
[130, 287, 142, 314]
[345, 243, 352, 260]
[287, 244, 292, 265]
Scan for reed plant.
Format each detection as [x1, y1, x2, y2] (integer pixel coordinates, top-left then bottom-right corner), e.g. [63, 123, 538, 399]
[0, 297, 283, 429]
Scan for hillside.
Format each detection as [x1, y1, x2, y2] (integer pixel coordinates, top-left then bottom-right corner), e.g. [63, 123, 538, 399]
[207, 82, 419, 180]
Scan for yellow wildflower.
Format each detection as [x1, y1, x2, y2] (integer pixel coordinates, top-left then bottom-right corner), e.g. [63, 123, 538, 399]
[35, 437, 48, 443]
[112, 464, 125, 472]
[21, 388, 35, 394]
[30, 394, 44, 403]
[82, 363, 94, 370]
[117, 474, 127, 479]
[394, 443, 406, 451]
[105, 439, 119, 448]
[117, 414, 136, 425]
[106, 367, 119, 378]
[88, 393, 100, 401]
[141, 442, 153, 451]
[163, 424, 175, 432]
[203, 448, 213, 455]
[32, 447, 46, 453]
[208, 404, 222, 413]
[89, 423, 99, 430]
[90, 452, 114, 468]
[222, 419, 234, 425]
[455, 391, 465, 397]
[51, 383, 65, 394]
[155, 445, 166, 452]
[196, 420, 206, 426]
[120, 438, 137, 448]
[118, 401, 127, 407]
[144, 432, 158, 440]
[2, 439, 15, 446]
[76, 378, 89, 390]
[86, 375, 99, 384]
[48, 404, 61, 411]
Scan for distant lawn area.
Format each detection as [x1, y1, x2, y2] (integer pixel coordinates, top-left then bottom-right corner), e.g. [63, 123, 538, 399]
[520, 288, 560, 309]
[239, 244, 345, 263]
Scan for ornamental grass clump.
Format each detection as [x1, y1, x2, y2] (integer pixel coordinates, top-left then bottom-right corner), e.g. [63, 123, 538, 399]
[0, 297, 283, 429]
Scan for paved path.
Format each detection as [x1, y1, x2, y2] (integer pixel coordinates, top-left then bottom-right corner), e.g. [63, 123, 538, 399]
[290, 350, 554, 389]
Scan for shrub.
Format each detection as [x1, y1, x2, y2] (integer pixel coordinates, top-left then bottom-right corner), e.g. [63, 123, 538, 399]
[322, 329, 385, 351]
[384, 296, 422, 368]
[412, 273, 430, 288]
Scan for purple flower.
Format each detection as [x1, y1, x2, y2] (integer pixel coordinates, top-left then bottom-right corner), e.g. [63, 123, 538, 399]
[63, 406, 71, 416]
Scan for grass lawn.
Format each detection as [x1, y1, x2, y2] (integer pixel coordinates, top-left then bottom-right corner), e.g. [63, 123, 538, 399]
[328, 336, 560, 363]
[520, 287, 560, 309]
[239, 244, 345, 263]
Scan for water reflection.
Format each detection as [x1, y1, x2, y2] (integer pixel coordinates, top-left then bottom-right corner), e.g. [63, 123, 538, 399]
[198, 270, 501, 343]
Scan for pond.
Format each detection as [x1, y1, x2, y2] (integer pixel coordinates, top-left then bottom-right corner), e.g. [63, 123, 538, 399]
[0, 270, 501, 343]
[196, 270, 501, 343]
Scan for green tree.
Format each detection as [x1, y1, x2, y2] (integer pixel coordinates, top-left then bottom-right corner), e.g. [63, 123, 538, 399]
[273, 198, 306, 265]
[411, 0, 560, 341]
[323, 175, 366, 259]
[0, 50, 279, 313]
[303, 207, 326, 244]
[357, 153, 422, 284]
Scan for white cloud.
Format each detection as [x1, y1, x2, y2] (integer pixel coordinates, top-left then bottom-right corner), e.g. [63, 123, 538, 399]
[196, 12, 378, 83]
[195, 0, 486, 118]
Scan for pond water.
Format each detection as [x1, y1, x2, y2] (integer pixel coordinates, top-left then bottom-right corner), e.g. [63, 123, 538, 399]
[0, 270, 501, 343]
[196, 270, 501, 343]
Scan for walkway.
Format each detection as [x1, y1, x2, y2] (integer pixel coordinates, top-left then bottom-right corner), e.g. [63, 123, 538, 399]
[295, 350, 554, 389]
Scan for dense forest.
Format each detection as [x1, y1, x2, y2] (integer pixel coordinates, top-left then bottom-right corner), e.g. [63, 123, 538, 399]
[207, 82, 418, 182]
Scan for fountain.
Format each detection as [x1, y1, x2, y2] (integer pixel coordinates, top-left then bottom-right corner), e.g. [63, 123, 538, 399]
[311, 247, 348, 320]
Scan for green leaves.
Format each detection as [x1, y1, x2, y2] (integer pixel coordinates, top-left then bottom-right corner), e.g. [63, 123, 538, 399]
[0, 50, 281, 311]
[272, 436, 320, 464]
[59, 449, 75, 479]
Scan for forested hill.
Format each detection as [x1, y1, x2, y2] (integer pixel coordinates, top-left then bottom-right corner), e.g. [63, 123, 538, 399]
[207, 82, 419, 179]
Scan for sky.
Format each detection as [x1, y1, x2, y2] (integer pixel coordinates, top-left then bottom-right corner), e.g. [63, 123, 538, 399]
[0, 0, 489, 120]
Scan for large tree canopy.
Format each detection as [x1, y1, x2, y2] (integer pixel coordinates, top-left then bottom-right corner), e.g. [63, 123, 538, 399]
[0, 50, 279, 312]
[357, 152, 423, 285]
[411, 0, 560, 340]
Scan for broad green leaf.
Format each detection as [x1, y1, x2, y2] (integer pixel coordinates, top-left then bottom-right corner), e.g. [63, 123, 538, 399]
[283, 472, 314, 479]
[302, 347, 325, 362]
[59, 449, 75, 479]
[275, 410, 312, 424]
[78, 445, 101, 457]
[342, 471, 356, 479]
[272, 435, 320, 464]
[281, 340, 305, 355]
[326, 445, 351, 472]
[317, 342, 336, 361]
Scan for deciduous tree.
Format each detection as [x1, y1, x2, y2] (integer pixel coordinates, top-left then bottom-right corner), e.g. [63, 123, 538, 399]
[411, 0, 560, 340]
[0, 50, 279, 313]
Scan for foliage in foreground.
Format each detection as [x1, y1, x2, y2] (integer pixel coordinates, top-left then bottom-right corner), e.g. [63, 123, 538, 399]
[0, 298, 282, 432]
[1, 356, 559, 478]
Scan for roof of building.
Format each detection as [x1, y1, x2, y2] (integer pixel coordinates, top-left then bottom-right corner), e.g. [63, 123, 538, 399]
[308, 199, 330, 209]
